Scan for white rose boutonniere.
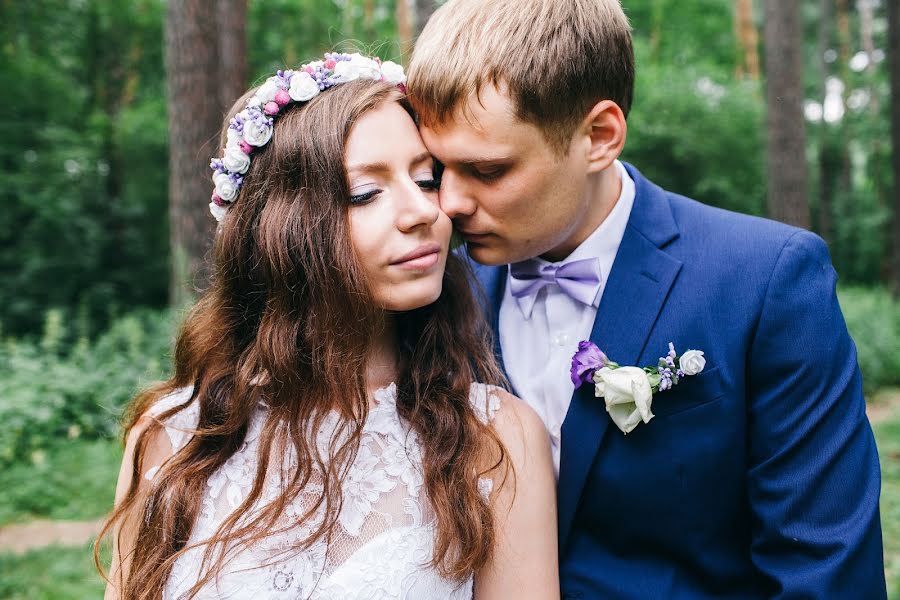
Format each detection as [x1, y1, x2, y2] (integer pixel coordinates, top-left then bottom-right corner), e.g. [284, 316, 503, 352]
[571, 341, 707, 434]
[679, 350, 706, 376]
[593, 366, 655, 434]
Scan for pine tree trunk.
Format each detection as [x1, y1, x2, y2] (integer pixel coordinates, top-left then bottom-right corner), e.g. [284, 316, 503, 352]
[217, 0, 248, 112]
[816, 0, 833, 244]
[763, 0, 810, 228]
[165, 0, 223, 305]
[415, 0, 437, 37]
[888, 0, 900, 296]
[734, 0, 760, 80]
[397, 0, 413, 57]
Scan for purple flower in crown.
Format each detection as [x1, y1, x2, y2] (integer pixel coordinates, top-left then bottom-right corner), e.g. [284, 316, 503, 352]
[229, 114, 245, 134]
[570, 341, 609, 389]
[209, 158, 226, 174]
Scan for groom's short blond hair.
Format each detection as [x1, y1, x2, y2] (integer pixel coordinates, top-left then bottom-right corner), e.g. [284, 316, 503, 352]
[408, 0, 634, 152]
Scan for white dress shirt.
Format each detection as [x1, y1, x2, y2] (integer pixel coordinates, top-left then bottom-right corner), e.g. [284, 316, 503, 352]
[499, 160, 635, 476]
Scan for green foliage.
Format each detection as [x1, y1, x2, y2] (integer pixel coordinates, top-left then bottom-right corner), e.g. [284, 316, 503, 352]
[838, 287, 900, 391]
[624, 40, 766, 217]
[0, 0, 169, 337]
[0, 309, 177, 467]
[0, 542, 108, 600]
[0, 439, 120, 527]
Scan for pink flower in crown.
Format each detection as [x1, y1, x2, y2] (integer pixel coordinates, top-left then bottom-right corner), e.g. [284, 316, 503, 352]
[239, 141, 253, 155]
[324, 58, 337, 69]
[264, 101, 279, 116]
[274, 89, 291, 106]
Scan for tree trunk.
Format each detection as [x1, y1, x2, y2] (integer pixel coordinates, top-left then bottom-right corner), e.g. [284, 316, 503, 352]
[397, 0, 413, 57]
[734, 0, 760, 80]
[816, 0, 833, 244]
[763, 0, 810, 228]
[217, 0, 248, 112]
[364, 0, 375, 37]
[165, 0, 223, 305]
[415, 0, 437, 37]
[889, 0, 900, 295]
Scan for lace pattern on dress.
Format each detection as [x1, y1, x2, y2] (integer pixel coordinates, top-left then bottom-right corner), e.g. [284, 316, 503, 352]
[142, 382, 500, 600]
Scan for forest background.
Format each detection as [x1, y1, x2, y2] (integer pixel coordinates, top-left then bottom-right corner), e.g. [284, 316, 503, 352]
[1, 0, 899, 597]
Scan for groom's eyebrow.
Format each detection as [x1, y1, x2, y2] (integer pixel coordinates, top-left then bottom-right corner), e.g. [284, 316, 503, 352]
[455, 155, 514, 166]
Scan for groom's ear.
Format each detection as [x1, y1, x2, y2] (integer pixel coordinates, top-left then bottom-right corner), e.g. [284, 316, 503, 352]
[581, 100, 627, 174]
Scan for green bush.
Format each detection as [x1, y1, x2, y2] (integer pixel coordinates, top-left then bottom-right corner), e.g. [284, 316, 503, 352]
[0, 542, 108, 600]
[0, 308, 177, 466]
[838, 287, 900, 391]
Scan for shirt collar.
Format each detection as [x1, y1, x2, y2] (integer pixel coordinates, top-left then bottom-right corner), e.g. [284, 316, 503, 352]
[510, 160, 635, 319]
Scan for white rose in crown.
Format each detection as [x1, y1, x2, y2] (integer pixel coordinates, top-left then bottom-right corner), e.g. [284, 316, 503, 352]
[593, 366, 654, 434]
[289, 72, 320, 102]
[222, 145, 250, 174]
[335, 54, 382, 82]
[227, 128, 241, 145]
[679, 350, 706, 376]
[242, 115, 273, 147]
[380, 61, 406, 85]
[213, 171, 238, 202]
[209, 201, 228, 223]
[256, 78, 281, 104]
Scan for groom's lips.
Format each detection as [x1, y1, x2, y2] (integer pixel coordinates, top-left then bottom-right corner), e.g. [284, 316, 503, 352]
[459, 230, 492, 244]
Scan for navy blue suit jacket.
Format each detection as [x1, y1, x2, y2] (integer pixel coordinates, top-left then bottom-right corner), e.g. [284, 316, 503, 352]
[473, 164, 885, 599]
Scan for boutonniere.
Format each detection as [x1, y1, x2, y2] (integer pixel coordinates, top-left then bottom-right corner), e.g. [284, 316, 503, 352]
[570, 341, 706, 434]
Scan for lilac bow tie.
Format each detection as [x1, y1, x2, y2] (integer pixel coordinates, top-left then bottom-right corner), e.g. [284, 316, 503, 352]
[508, 257, 603, 318]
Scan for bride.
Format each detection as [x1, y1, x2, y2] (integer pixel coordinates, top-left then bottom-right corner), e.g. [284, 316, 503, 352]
[98, 53, 558, 599]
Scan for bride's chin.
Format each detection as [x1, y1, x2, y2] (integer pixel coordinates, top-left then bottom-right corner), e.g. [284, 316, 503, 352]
[378, 282, 444, 312]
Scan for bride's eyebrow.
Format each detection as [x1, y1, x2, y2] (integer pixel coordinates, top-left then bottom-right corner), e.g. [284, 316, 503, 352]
[346, 152, 433, 175]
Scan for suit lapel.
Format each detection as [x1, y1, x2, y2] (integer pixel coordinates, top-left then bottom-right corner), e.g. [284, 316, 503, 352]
[557, 164, 683, 552]
[470, 260, 509, 375]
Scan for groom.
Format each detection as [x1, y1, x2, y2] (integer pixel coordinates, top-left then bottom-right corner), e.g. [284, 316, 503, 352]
[408, 0, 886, 597]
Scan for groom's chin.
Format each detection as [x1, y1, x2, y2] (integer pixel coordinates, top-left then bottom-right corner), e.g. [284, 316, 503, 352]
[464, 243, 510, 266]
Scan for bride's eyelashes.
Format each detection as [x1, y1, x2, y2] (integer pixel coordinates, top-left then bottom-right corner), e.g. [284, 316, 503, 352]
[349, 189, 379, 205]
[349, 175, 441, 205]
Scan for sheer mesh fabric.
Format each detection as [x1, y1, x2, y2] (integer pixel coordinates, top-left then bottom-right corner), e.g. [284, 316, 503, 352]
[142, 383, 500, 600]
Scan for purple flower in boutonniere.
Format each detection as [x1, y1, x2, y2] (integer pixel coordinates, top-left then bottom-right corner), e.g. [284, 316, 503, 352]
[570, 341, 611, 388]
[569, 341, 707, 434]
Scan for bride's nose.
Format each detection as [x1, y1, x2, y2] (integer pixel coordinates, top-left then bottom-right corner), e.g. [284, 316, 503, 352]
[395, 182, 440, 232]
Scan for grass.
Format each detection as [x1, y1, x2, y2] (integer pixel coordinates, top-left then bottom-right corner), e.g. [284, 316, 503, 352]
[876, 416, 900, 598]
[0, 541, 108, 599]
[0, 438, 120, 527]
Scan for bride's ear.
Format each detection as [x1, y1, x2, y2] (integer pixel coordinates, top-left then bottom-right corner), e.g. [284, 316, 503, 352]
[581, 100, 627, 174]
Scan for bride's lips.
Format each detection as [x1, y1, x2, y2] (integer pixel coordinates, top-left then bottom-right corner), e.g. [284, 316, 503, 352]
[390, 242, 442, 270]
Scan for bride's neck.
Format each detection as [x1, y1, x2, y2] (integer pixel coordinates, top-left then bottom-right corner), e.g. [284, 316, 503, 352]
[365, 312, 399, 397]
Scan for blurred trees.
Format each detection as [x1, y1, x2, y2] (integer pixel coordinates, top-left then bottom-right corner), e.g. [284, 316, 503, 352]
[2, 0, 898, 340]
[890, 0, 900, 294]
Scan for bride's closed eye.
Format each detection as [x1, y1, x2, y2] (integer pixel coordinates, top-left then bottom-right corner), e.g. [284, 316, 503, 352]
[349, 186, 380, 205]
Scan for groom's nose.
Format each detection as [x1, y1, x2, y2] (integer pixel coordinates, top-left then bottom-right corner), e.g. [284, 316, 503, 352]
[438, 171, 477, 219]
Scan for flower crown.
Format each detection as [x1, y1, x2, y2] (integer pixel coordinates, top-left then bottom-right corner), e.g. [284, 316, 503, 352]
[208, 53, 407, 222]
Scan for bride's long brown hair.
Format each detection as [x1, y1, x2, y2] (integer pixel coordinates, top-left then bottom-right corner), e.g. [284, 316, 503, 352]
[95, 79, 508, 599]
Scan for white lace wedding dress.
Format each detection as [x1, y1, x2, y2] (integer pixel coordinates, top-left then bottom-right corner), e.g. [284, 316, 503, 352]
[144, 382, 500, 600]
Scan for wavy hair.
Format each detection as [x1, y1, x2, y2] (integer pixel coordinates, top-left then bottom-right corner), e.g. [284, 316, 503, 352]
[95, 78, 508, 599]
